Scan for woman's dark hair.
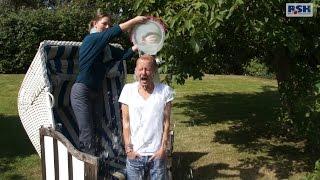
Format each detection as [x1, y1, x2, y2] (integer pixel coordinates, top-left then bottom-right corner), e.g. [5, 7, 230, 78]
[88, 13, 112, 32]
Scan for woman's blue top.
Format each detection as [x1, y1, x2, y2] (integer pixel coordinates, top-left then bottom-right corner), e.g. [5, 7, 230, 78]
[76, 25, 134, 90]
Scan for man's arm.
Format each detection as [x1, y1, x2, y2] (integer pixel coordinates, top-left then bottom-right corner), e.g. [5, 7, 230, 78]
[150, 101, 172, 160]
[121, 104, 131, 151]
[121, 104, 139, 159]
[161, 101, 171, 151]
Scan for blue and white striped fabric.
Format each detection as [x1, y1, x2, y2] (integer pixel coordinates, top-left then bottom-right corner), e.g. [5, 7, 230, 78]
[44, 44, 127, 175]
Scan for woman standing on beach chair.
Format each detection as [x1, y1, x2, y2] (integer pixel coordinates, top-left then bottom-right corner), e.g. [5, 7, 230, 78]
[70, 13, 147, 155]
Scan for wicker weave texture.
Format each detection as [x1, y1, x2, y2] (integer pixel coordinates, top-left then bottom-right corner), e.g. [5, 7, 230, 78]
[18, 41, 82, 156]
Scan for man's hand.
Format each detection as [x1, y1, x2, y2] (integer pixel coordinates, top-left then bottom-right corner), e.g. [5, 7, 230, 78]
[149, 147, 166, 161]
[127, 151, 140, 160]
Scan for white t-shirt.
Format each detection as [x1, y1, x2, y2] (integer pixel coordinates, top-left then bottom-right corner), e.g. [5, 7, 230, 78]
[118, 82, 174, 156]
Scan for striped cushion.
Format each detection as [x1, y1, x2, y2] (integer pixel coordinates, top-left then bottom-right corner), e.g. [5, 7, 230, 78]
[45, 45, 79, 75]
[44, 44, 127, 175]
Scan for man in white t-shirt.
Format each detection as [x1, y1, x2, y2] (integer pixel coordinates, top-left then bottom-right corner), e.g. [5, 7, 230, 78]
[119, 55, 174, 180]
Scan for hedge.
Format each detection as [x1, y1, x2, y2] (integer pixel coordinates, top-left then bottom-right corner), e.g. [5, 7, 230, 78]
[0, 6, 92, 73]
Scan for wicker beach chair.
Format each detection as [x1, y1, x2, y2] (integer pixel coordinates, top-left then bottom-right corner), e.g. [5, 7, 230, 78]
[18, 40, 173, 179]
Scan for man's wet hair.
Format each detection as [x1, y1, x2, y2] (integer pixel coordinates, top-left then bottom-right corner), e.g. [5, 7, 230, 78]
[136, 54, 157, 70]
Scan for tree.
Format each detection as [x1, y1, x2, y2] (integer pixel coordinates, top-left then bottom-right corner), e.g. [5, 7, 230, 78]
[109, 0, 244, 83]
[0, 0, 40, 8]
[109, 0, 320, 150]
[227, 0, 320, 150]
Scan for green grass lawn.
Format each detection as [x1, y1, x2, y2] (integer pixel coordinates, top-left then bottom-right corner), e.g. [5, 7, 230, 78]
[0, 74, 316, 179]
[0, 74, 41, 179]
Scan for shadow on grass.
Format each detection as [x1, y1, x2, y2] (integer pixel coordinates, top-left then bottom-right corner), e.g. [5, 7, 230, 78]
[172, 152, 208, 179]
[0, 114, 35, 158]
[193, 162, 266, 179]
[0, 114, 36, 175]
[174, 86, 318, 179]
[172, 151, 268, 179]
[172, 152, 263, 179]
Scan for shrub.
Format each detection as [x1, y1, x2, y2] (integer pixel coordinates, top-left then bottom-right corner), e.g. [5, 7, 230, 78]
[278, 63, 320, 152]
[243, 57, 275, 78]
[0, 5, 93, 73]
[306, 160, 320, 180]
[202, 54, 244, 75]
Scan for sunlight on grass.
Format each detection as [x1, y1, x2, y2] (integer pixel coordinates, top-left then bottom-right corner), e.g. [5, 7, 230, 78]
[0, 74, 313, 179]
[0, 74, 24, 115]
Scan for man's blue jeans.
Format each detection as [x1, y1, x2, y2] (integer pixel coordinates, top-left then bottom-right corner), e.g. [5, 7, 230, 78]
[126, 156, 167, 180]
